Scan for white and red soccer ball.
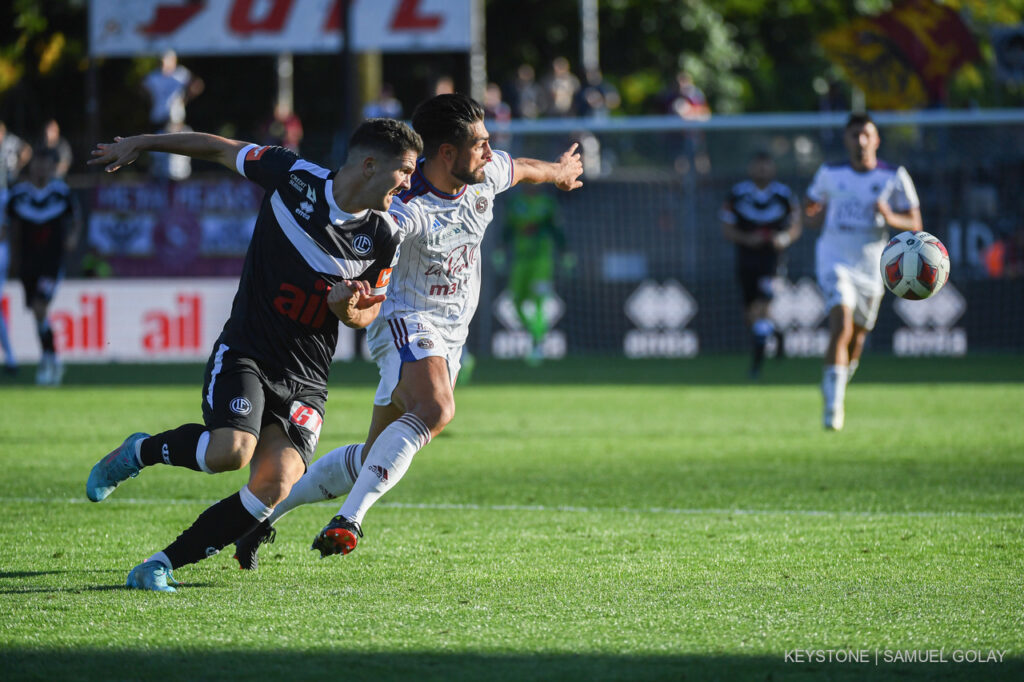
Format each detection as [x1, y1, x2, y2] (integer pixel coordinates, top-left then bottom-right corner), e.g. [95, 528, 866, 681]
[880, 231, 951, 300]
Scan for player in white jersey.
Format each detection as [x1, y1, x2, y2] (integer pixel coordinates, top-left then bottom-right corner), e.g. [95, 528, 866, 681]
[804, 113, 921, 430]
[233, 94, 583, 568]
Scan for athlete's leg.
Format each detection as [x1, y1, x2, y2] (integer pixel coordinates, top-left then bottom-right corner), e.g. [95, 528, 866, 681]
[846, 325, 869, 381]
[748, 296, 773, 378]
[143, 424, 301, 578]
[822, 305, 854, 430]
[334, 356, 450, 525]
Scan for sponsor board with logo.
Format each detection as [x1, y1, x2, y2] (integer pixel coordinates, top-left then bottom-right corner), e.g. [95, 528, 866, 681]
[490, 289, 566, 360]
[0, 280, 357, 363]
[771, 277, 831, 357]
[623, 280, 699, 358]
[892, 282, 967, 356]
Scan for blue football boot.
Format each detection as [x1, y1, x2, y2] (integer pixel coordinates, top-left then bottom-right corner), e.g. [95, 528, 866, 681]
[126, 560, 181, 593]
[86, 432, 149, 502]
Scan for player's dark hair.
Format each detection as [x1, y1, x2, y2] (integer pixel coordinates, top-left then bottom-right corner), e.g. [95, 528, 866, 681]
[348, 118, 423, 159]
[411, 93, 486, 158]
[845, 112, 875, 130]
[751, 149, 773, 163]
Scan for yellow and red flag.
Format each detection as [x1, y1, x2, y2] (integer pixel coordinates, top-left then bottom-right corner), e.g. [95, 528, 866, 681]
[819, 0, 980, 109]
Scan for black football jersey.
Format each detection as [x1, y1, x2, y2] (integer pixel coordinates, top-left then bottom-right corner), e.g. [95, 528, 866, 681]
[5, 179, 78, 273]
[721, 180, 795, 256]
[219, 144, 400, 388]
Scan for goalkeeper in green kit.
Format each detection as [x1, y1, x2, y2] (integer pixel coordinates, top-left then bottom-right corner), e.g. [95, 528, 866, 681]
[496, 183, 573, 365]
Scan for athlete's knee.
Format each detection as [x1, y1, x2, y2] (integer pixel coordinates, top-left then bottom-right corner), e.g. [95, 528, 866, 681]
[204, 430, 256, 472]
[246, 474, 291, 507]
[411, 394, 455, 434]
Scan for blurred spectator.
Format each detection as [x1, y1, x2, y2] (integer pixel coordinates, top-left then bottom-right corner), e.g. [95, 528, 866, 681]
[661, 71, 711, 175]
[540, 57, 581, 117]
[661, 70, 711, 120]
[262, 102, 304, 153]
[433, 75, 455, 96]
[508, 63, 543, 119]
[484, 82, 512, 149]
[577, 68, 620, 119]
[0, 121, 32, 190]
[362, 83, 403, 119]
[142, 50, 204, 131]
[483, 82, 512, 124]
[149, 121, 193, 182]
[38, 118, 73, 179]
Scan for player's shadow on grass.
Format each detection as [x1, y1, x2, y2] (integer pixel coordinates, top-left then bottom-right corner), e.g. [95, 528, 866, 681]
[2, 648, 1022, 682]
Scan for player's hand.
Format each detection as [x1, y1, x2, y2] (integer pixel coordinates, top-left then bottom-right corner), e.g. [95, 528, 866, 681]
[328, 279, 386, 329]
[88, 136, 142, 173]
[553, 143, 584, 191]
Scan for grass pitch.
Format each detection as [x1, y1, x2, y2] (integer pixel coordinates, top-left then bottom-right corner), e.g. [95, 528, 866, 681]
[1, 355, 1022, 681]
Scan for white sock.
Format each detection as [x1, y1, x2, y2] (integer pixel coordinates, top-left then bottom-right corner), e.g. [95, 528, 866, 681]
[267, 443, 363, 524]
[823, 365, 849, 412]
[337, 414, 431, 525]
[847, 360, 859, 382]
[239, 484, 274, 522]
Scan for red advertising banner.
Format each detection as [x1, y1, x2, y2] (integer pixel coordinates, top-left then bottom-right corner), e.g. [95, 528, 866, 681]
[90, 0, 472, 56]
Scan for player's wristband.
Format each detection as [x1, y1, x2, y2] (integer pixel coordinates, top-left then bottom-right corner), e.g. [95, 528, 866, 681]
[776, 233, 792, 248]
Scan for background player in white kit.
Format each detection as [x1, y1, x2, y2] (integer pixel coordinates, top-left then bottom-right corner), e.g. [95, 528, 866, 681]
[804, 112, 921, 430]
[234, 94, 583, 567]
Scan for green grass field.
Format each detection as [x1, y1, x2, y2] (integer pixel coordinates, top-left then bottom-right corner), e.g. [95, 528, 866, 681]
[2, 355, 1023, 681]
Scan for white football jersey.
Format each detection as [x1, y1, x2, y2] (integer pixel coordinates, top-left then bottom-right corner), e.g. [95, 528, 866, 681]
[807, 161, 919, 287]
[370, 150, 515, 349]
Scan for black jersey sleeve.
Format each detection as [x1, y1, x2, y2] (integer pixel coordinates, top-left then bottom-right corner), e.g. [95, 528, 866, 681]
[361, 215, 402, 295]
[236, 145, 299, 192]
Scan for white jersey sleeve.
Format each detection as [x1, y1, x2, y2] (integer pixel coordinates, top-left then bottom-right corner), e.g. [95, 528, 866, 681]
[806, 165, 830, 204]
[485, 150, 515, 195]
[882, 166, 920, 212]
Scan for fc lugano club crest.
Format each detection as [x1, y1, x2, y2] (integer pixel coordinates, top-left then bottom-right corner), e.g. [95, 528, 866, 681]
[474, 196, 488, 214]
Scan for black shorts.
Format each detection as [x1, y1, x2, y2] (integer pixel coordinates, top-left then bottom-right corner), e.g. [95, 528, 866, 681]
[21, 269, 61, 306]
[736, 257, 779, 306]
[200, 346, 326, 467]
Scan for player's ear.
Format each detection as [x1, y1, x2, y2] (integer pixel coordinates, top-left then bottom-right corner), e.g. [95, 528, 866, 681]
[362, 156, 376, 177]
[438, 143, 457, 164]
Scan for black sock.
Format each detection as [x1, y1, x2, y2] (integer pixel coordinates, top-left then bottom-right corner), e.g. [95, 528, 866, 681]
[39, 325, 55, 354]
[139, 423, 207, 469]
[163, 492, 261, 569]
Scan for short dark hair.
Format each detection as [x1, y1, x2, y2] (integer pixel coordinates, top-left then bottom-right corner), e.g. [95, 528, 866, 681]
[751, 149, 773, 163]
[348, 118, 422, 159]
[845, 112, 875, 130]
[411, 93, 486, 158]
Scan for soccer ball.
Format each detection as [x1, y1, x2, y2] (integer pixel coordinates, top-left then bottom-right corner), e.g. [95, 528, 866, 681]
[880, 231, 951, 300]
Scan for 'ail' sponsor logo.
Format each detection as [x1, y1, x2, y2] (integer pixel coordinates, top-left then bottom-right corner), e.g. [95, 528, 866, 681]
[144, 295, 202, 351]
[52, 294, 106, 351]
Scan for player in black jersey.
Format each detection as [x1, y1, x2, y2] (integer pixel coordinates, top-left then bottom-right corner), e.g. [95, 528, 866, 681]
[84, 119, 422, 592]
[720, 151, 801, 378]
[4, 149, 81, 385]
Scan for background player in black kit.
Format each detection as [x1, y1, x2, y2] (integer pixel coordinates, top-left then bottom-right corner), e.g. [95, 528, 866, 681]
[84, 119, 422, 592]
[4, 148, 81, 385]
[720, 151, 801, 378]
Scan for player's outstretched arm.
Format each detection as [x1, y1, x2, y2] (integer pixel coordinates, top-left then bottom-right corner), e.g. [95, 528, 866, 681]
[328, 279, 387, 329]
[88, 133, 248, 173]
[512, 143, 584, 191]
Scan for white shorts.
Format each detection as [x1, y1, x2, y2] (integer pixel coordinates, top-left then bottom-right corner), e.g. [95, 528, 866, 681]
[366, 312, 462, 407]
[817, 262, 883, 330]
